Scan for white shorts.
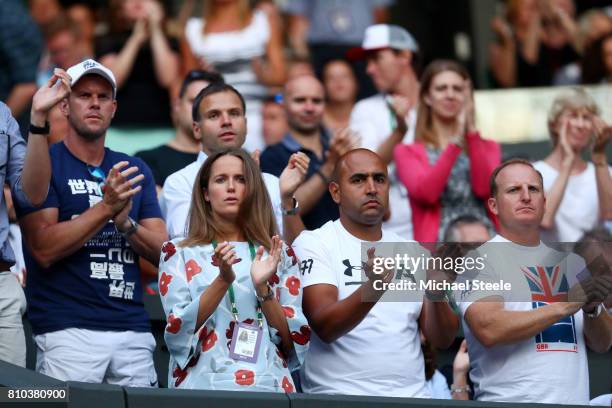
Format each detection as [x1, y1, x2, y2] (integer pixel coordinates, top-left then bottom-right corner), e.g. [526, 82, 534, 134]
[34, 328, 158, 387]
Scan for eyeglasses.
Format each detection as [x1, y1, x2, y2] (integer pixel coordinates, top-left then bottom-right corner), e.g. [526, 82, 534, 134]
[87, 165, 106, 187]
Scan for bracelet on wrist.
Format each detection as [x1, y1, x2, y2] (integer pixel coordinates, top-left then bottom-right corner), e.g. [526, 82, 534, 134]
[256, 285, 274, 303]
[450, 384, 471, 394]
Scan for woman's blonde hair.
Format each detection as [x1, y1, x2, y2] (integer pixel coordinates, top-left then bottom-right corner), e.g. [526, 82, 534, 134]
[414, 59, 470, 148]
[203, 0, 251, 29]
[547, 87, 600, 146]
[180, 148, 277, 249]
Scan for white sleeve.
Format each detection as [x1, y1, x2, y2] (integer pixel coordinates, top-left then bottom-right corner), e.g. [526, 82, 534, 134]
[292, 230, 338, 288]
[262, 173, 284, 236]
[454, 248, 503, 316]
[349, 100, 383, 152]
[161, 173, 191, 239]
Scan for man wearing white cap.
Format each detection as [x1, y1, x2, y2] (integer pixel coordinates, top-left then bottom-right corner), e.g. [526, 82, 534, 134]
[16, 59, 168, 386]
[349, 24, 420, 240]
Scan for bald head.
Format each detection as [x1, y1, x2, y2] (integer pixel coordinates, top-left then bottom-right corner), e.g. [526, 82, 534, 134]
[284, 75, 324, 97]
[333, 149, 387, 182]
[330, 149, 389, 227]
[283, 75, 326, 135]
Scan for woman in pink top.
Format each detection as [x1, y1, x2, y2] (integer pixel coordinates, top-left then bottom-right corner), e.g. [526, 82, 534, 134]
[394, 60, 501, 243]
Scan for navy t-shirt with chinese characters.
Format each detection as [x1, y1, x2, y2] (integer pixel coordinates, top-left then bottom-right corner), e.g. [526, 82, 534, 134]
[16, 142, 162, 335]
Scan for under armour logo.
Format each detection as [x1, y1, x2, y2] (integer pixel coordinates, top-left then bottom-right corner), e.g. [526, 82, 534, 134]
[83, 60, 97, 69]
[343, 259, 363, 276]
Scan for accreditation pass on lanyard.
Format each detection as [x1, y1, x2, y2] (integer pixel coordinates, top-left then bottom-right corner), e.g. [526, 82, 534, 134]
[213, 240, 264, 364]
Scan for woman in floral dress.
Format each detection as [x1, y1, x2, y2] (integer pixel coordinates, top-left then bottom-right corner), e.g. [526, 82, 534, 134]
[158, 148, 309, 391]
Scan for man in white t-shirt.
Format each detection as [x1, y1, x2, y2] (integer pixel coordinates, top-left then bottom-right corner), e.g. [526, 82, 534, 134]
[293, 148, 459, 397]
[348, 24, 420, 240]
[455, 159, 612, 404]
[160, 82, 307, 241]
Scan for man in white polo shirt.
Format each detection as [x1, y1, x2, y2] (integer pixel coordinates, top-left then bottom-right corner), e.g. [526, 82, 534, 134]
[161, 82, 308, 241]
[349, 24, 421, 240]
[455, 159, 612, 404]
[293, 148, 459, 397]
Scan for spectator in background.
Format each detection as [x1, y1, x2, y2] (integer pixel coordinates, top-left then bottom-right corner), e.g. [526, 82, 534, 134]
[262, 96, 288, 147]
[0, 0, 44, 136]
[66, 3, 96, 58]
[37, 15, 91, 145]
[395, 60, 501, 243]
[322, 59, 358, 133]
[136, 70, 224, 191]
[444, 214, 492, 244]
[16, 60, 167, 385]
[349, 24, 420, 241]
[161, 83, 309, 243]
[285, 0, 394, 99]
[581, 31, 612, 84]
[553, 8, 612, 85]
[261, 76, 359, 230]
[421, 333, 471, 400]
[182, 0, 286, 153]
[97, 0, 179, 128]
[533, 88, 612, 243]
[158, 148, 308, 391]
[28, 0, 63, 28]
[574, 227, 612, 312]
[489, 0, 580, 88]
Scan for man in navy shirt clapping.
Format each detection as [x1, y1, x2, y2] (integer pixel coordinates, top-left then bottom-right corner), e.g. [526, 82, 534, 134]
[16, 60, 167, 387]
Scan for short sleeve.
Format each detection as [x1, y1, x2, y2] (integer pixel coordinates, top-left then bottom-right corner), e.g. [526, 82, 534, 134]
[292, 230, 337, 288]
[133, 158, 162, 220]
[160, 171, 191, 239]
[454, 247, 503, 316]
[349, 101, 382, 152]
[260, 147, 288, 178]
[15, 173, 60, 218]
[158, 241, 215, 369]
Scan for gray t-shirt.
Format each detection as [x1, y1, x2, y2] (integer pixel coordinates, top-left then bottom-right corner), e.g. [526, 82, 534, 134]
[284, 0, 394, 45]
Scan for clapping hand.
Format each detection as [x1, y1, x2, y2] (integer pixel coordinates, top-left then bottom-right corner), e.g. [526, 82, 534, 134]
[250, 235, 282, 289]
[31, 68, 72, 126]
[215, 241, 238, 284]
[558, 115, 576, 167]
[280, 152, 309, 199]
[591, 116, 612, 159]
[103, 161, 144, 214]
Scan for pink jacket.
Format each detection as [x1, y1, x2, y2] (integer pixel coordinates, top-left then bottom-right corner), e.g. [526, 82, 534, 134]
[394, 131, 501, 243]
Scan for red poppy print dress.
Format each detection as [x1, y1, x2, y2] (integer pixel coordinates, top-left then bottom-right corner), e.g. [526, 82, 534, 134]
[158, 239, 309, 391]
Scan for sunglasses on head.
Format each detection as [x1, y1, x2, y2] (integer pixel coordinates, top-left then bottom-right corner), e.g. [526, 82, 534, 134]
[87, 165, 106, 187]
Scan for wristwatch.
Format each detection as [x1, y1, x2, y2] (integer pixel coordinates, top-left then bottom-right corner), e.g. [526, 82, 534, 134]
[116, 216, 138, 238]
[281, 197, 300, 216]
[585, 303, 604, 319]
[256, 285, 274, 303]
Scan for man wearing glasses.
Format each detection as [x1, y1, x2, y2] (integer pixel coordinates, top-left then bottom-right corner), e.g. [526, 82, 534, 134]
[16, 59, 168, 386]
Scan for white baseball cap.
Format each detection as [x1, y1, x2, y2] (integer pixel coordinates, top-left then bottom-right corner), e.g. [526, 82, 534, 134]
[66, 59, 117, 98]
[347, 24, 418, 60]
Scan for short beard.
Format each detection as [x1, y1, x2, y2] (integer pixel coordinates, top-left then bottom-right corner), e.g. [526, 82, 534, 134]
[70, 117, 107, 141]
[288, 119, 319, 135]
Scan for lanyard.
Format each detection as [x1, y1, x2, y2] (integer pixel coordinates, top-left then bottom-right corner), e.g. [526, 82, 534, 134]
[212, 240, 263, 328]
